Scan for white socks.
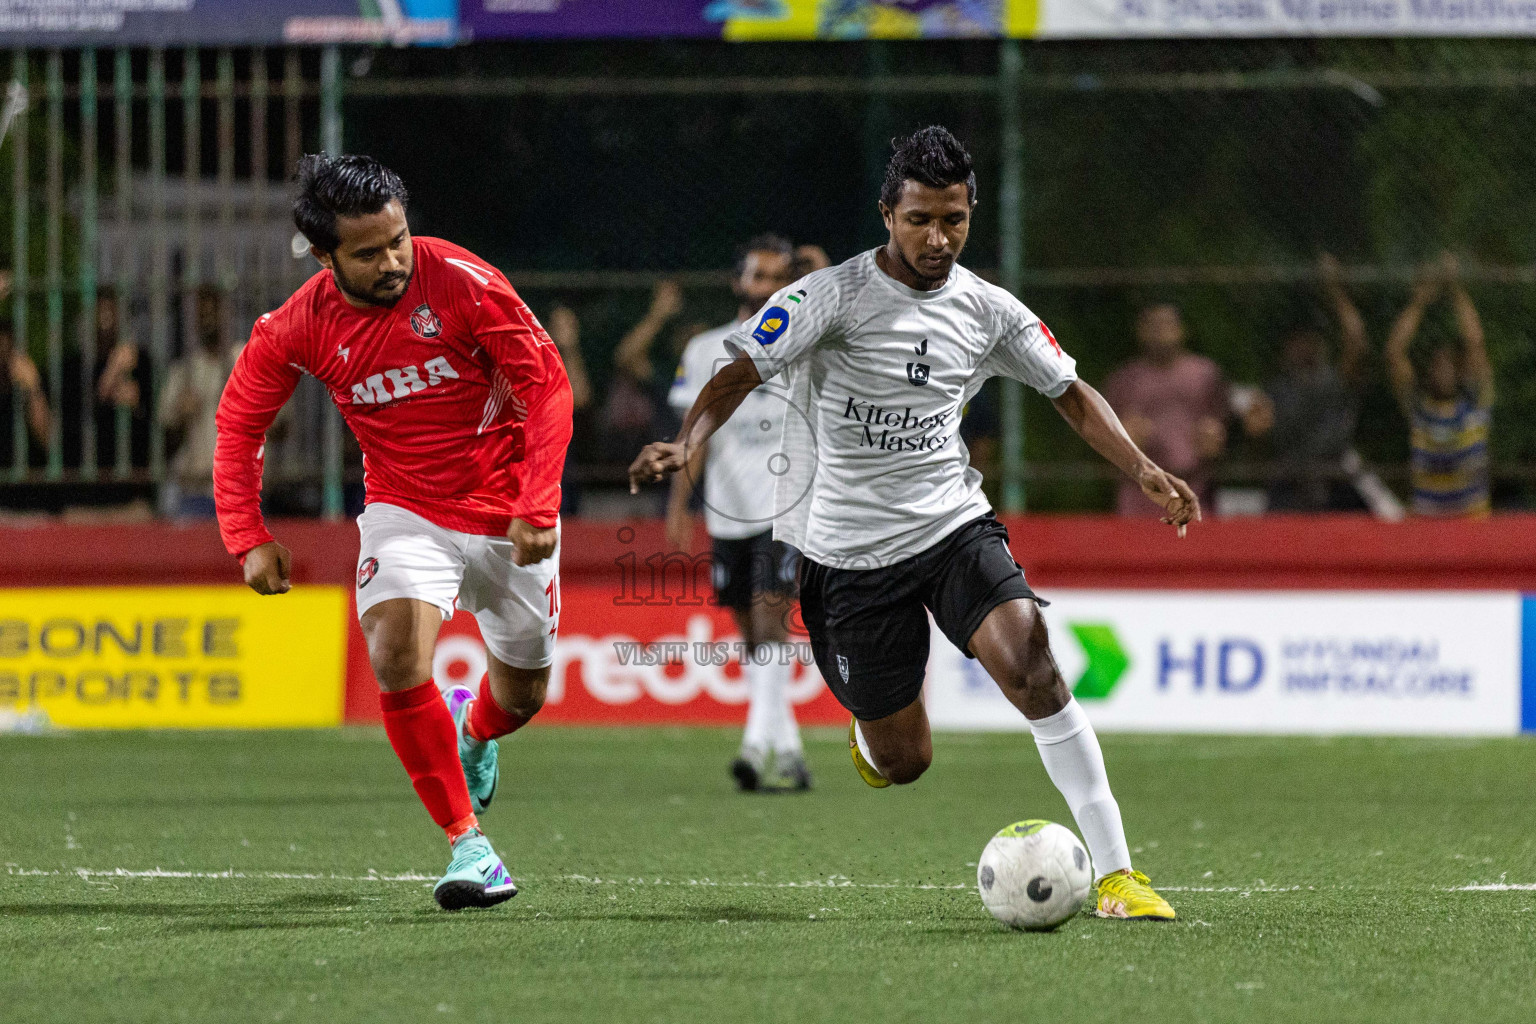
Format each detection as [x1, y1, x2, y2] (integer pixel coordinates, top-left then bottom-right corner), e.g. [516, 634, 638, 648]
[743, 645, 802, 757]
[1027, 698, 1132, 879]
[766, 646, 803, 756]
[742, 647, 777, 753]
[852, 719, 877, 770]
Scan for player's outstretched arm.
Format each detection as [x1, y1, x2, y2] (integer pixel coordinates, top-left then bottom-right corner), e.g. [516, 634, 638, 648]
[629, 353, 761, 493]
[665, 436, 709, 552]
[1051, 379, 1201, 536]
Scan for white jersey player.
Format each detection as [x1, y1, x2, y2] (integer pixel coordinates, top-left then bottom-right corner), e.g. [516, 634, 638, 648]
[632, 126, 1200, 921]
[667, 234, 813, 792]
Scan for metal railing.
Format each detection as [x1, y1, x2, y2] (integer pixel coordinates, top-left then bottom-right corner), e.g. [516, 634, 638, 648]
[2, 45, 343, 514]
[4, 41, 1535, 515]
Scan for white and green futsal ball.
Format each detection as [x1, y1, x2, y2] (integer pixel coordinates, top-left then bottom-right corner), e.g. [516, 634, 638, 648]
[977, 820, 1092, 931]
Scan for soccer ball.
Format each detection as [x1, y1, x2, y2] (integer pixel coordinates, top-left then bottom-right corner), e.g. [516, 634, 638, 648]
[976, 820, 1092, 931]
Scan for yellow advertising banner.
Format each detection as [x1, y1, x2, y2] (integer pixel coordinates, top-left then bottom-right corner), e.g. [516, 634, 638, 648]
[0, 586, 347, 729]
[721, 0, 1040, 41]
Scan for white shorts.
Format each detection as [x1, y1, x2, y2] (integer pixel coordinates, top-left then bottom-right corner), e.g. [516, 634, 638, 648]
[354, 502, 560, 670]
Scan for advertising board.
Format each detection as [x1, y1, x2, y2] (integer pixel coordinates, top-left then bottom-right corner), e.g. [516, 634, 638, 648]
[928, 590, 1525, 735]
[0, 586, 347, 728]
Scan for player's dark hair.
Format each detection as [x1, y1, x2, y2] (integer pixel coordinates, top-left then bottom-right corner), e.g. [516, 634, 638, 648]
[880, 126, 976, 210]
[733, 232, 794, 277]
[293, 153, 409, 254]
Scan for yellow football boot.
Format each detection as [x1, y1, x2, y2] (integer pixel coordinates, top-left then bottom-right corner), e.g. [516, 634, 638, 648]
[848, 718, 890, 788]
[1095, 870, 1176, 921]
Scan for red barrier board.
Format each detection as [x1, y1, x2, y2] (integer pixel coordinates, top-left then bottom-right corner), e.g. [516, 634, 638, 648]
[344, 584, 845, 726]
[9, 514, 1536, 590]
[8, 513, 1536, 726]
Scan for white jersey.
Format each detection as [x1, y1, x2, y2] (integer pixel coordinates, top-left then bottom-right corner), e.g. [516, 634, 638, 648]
[724, 248, 1076, 569]
[669, 320, 789, 540]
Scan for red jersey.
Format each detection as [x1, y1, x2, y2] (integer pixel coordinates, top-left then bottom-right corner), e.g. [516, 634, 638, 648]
[214, 236, 572, 558]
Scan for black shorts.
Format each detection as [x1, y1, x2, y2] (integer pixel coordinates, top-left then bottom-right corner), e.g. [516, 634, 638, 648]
[798, 514, 1042, 721]
[711, 531, 800, 612]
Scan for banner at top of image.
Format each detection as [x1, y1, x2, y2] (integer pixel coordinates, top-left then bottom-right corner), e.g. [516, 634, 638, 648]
[462, 0, 1536, 41]
[461, 0, 1040, 39]
[0, 0, 458, 47]
[6, 0, 1533, 45]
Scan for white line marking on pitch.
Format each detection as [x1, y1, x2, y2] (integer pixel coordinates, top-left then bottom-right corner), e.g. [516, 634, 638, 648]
[4, 866, 435, 882]
[0, 869, 1305, 892]
[7, 867, 1534, 894]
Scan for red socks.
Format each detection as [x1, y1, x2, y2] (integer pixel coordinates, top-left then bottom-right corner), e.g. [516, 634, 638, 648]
[379, 680, 477, 843]
[467, 676, 531, 743]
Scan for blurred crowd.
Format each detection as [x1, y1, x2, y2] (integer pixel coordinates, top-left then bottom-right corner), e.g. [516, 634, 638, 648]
[0, 247, 1500, 522]
[0, 273, 249, 521]
[1103, 251, 1491, 520]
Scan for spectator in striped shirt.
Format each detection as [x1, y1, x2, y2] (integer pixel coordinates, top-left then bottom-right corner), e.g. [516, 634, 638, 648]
[1385, 252, 1493, 517]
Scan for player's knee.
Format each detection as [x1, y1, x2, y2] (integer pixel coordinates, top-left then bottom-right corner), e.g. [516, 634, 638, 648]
[884, 749, 927, 792]
[869, 734, 932, 785]
[367, 635, 431, 690]
[885, 758, 930, 786]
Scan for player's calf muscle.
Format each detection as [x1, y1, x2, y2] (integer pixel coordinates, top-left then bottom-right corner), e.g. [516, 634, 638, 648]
[487, 662, 550, 719]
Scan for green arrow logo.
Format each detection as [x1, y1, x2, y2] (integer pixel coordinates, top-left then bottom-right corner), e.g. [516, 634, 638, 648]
[1067, 623, 1129, 700]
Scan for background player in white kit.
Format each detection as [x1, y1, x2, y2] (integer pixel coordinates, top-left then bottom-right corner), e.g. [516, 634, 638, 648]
[667, 234, 811, 792]
[632, 127, 1199, 921]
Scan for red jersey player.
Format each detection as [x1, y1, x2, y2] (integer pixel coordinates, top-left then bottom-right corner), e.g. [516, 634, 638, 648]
[214, 154, 572, 910]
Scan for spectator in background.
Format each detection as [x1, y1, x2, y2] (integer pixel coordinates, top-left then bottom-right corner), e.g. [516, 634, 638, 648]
[57, 290, 149, 475]
[793, 244, 831, 278]
[1103, 302, 1227, 516]
[0, 319, 51, 470]
[601, 280, 686, 463]
[95, 291, 143, 417]
[1386, 252, 1493, 518]
[545, 302, 595, 515]
[1241, 254, 1370, 512]
[158, 286, 238, 518]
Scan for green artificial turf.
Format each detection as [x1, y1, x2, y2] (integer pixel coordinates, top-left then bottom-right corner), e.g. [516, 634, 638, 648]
[3, 728, 1536, 1023]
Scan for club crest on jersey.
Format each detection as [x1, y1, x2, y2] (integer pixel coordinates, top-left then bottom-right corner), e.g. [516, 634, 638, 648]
[753, 305, 790, 346]
[357, 557, 379, 589]
[409, 303, 442, 339]
[906, 362, 931, 386]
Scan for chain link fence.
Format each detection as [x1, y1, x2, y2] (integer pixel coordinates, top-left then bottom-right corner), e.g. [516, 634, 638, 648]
[4, 38, 1534, 517]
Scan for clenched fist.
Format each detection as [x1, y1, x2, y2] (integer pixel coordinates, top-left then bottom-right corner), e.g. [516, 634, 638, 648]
[243, 541, 292, 595]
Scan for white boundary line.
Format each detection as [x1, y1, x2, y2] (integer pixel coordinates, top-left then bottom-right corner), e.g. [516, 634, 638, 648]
[5, 866, 435, 883]
[6, 866, 1534, 893]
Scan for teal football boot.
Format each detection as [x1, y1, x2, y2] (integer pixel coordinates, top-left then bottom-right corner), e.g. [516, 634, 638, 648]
[433, 829, 517, 911]
[443, 685, 499, 814]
